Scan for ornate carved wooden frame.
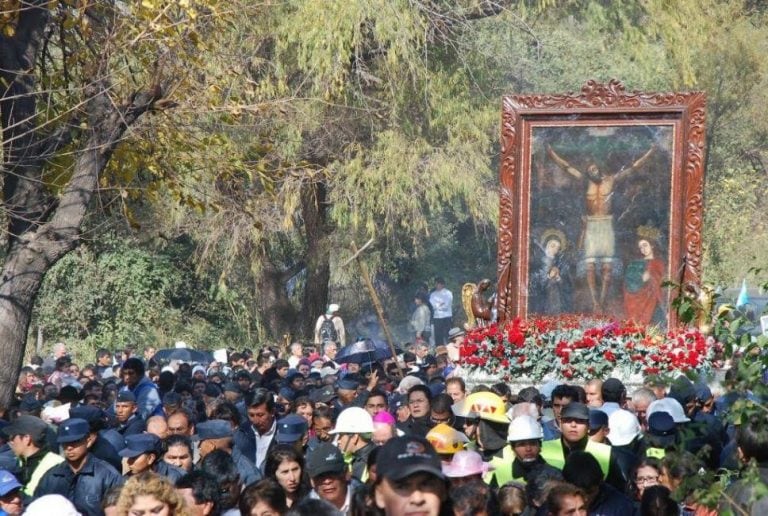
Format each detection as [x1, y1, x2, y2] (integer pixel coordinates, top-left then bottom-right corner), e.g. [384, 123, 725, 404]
[496, 79, 706, 327]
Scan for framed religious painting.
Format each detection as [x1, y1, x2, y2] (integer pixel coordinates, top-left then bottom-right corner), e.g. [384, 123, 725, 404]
[496, 80, 706, 329]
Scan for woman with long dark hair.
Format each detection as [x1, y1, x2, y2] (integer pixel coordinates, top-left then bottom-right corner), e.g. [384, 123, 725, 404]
[264, 445, 311, 508]
[629, 456, 662, 502]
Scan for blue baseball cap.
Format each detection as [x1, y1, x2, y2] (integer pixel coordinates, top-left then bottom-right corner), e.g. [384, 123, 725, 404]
[276, 415, 308, 444]
[428, 382, 445, 397]
[116, 391, 136, 403]
[69, 405, 106, 426]
[336, 378, 358, 391]
[0, 470, 21, 496]
[119, 434, 161, 458]
[56, 418, 90, 444]
[196, 419, 232, 441]
[278, 387, 297, 402]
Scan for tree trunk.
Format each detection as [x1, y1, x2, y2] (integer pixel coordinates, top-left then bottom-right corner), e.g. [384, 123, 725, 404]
[0, 85, 161, 407]
[0, 2, 163, 406]
[255, 258, 299, 341]
[300, 180, 332, 341]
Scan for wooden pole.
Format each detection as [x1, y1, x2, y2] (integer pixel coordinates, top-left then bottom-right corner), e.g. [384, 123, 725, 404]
[349, 241, 404, 377]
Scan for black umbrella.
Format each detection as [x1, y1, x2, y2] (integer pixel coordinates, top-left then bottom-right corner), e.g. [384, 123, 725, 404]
[152, 348, 214, 364]
[335, 339, 402, 364]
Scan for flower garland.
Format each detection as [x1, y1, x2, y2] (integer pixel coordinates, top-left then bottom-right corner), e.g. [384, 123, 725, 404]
[458, 315, 721, 382]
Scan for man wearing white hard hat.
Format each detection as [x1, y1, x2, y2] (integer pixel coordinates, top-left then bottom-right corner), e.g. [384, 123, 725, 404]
[486, 415, 560, 486]
[329, 406, 376, 483]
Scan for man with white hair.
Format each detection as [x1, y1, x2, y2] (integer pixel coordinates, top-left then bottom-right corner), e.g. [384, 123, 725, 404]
[287, 342, 304, 369]
[629, 387, 656, 431]
[42, 342, 67, 373]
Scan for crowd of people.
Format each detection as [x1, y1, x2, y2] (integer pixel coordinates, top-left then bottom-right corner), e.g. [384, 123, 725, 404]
[2, 317, 767, 516]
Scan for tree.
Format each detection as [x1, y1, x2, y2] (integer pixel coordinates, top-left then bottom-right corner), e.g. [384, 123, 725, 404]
[0, 0, 226, 407]
[146, 0, 508, 340]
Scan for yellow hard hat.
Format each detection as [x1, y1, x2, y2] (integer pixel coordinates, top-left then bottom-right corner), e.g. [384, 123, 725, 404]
[452, 392, 509, 424]
[426, 423, 469, 454]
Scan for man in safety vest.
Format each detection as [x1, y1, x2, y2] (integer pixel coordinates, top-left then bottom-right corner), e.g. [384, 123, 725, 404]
[330, 407, 376, 483]
[485, 415, 559, 486]
[4, 415, 63, 497]
[540, 402, 626, 492]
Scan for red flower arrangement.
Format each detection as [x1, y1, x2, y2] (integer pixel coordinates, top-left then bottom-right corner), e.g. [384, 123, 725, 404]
[458, 315, 721, 382]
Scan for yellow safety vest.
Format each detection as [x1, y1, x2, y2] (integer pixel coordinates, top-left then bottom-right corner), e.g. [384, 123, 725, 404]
[646, 447, 666, 459]
[22, 451, 65, 497]
[484, 445, 563, 486]
[344, 450, 369, 484]
[540, 438, 611, 479]
[484, 445, 514, 486]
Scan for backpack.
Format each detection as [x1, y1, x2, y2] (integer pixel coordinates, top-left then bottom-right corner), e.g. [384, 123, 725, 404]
[319, 315, 338, 343]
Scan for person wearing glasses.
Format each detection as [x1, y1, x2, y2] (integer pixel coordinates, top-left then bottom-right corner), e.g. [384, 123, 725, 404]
[328, 407, 376, 483]
[397, 385, 433, 438]
[630, 456, 662, 503]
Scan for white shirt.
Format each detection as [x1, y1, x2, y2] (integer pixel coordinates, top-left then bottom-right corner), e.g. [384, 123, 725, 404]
[287, 355, 301, 369]
[430, 288, 453, 319]
[253, 419, 276, 472]
[310, 484, 352, 514]
[598, 401, 621, 417]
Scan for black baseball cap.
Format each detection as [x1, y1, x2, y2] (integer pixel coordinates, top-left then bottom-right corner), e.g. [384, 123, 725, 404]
[3, 415, 47, 441]
[561, 402, 590, 421]
[376, 435, 444, 481]
[162, 392, 182, 406]
[601, 378, 626, 399]
[310, 385, 336, 404]
[588, 409, 608, 431]
[306, 442, 346, 478]
[204, 384, 222, 398]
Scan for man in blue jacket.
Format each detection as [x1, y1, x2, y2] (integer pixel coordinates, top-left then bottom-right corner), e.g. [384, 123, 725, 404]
[34, 418, 123, 516]
[119, 358, 163, 419]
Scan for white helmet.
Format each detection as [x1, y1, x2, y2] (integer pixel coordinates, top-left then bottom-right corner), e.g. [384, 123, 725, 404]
[608, 409, 641, 446]
[647, 397, 690, 424]
[329, 407, 374, 434]
[507, 415, 543, 442]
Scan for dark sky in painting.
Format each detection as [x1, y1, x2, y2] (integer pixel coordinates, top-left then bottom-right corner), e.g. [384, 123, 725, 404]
[528, 124, 673, 316]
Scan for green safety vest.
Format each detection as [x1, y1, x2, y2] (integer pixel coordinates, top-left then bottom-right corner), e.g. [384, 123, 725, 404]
[483, 445, 559, 486]
[22, 451, 65, 497]
[540, 438, 611, 479]
[484, 445, 515, 486]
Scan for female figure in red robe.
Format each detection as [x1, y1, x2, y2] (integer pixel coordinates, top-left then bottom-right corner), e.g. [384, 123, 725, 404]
[623, 236, 665, 325]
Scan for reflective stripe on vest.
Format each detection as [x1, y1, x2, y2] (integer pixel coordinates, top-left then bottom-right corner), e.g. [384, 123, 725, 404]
[483, 445, 514, 486]
[23, 451, 65, 497]
[540, 439, 611, 478]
